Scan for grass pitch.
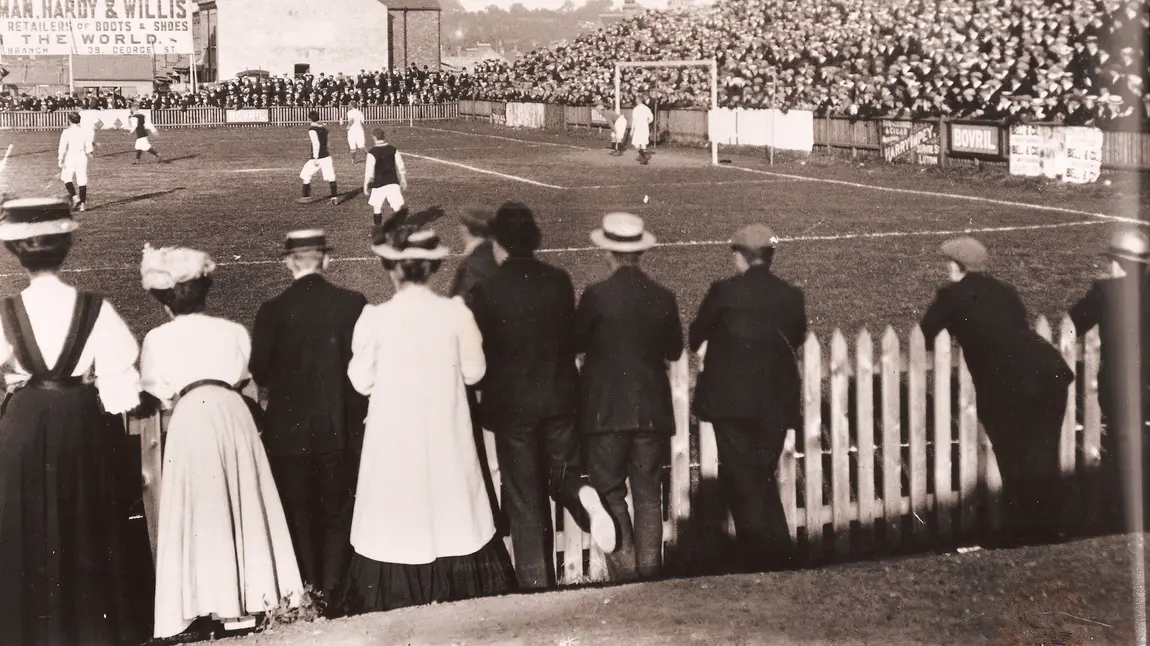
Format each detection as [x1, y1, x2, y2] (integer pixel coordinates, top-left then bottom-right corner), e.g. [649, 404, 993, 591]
[0, 121, 1143, 341]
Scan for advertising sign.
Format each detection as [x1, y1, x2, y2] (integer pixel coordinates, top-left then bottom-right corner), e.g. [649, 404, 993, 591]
[1062, 126, 1104, 184]
[949, 123, 1002, 157]
[225, 109, 271, 125]
[881, 121, 940, 165]
[0, 0, 194, 56]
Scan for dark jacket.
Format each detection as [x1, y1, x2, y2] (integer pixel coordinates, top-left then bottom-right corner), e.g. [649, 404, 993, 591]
[250, 273, 368, 455]
[449, 240, 498, 299]
[1069, 272, 1150, 421]
[575, 266, 683, 434]
[920, 272, 1073, 421]
[689, 264, 807, 427]
[467, 256, 580, 432]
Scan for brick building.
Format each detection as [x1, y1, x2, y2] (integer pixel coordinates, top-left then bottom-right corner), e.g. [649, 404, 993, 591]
[384, 0, 442, 71]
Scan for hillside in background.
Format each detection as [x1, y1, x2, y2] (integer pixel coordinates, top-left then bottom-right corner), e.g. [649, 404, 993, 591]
[440, 0, 617, 56]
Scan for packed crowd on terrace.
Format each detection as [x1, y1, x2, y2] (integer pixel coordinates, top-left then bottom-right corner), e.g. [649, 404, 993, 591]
[1, 0, 1146, 126]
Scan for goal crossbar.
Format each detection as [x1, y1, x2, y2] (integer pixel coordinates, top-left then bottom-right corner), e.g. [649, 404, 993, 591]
[613, 59, 719, 165]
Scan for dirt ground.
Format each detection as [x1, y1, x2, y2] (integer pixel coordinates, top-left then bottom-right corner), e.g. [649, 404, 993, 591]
[214, 533, 1147, 646]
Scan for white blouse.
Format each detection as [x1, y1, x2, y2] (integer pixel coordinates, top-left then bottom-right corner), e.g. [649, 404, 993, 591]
[0, 274, 140, 415]
[141, 313, 251, 406]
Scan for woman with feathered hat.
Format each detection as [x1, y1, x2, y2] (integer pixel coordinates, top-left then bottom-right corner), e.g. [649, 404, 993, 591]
[0, 198, 150, 646]
[338, 207, 514, 614]
[139, 244, 303, 638]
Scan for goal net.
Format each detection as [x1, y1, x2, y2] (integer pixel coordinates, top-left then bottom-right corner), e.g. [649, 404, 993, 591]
[611, 59, 719, 165]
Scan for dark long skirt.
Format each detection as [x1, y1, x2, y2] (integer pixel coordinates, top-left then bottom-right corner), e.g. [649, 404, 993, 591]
[336, 535, 515, 616]
[0, 385, 153, 646]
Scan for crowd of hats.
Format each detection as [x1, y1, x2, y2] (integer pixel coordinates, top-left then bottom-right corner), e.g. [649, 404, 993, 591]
[1, 68, 469, 112]
[469, 0, 1148, 127]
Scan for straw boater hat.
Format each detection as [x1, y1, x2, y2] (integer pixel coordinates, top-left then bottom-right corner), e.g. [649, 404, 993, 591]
[281, 229, 332, 256]
[0, 197, 78, 241]
[371, 207, 450, 261]
[1105, 229, 1150, 264]
[590, 212, 656, 253]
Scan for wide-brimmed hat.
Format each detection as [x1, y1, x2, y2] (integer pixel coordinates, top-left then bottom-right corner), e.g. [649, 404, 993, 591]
[371, 207, 450, 261]
[590, 212, 656, 253]
[0, 197, 78, 241]
[140, 244, 216, 291]
[1105, 229, 1150, 264]
[281, 229, 332, 256]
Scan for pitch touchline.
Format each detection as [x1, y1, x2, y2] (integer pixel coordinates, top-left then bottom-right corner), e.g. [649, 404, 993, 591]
[0, 219, 1104, 278]
[724, 165, 1145, 226]
[409, 125, 593, 151]
[404, 153, 565, 189]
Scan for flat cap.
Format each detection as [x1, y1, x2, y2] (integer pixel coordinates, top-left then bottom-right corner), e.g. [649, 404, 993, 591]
[730, 223, 779, 250]
[940, 236, 988, 271]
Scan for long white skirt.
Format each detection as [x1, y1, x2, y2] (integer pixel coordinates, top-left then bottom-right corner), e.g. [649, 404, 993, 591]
[153, 386, 303, 638]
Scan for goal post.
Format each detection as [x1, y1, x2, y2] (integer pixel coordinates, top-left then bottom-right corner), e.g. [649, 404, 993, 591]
[613, 59, 719, 165]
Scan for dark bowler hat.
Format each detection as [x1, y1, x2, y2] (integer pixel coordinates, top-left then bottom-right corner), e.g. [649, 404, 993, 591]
[730, 223, 779, 251]
[0, 197, 78, 241]
[491, 201, 542, 254]
[940, 236, 988, 272]
[281, 229, 332, 256]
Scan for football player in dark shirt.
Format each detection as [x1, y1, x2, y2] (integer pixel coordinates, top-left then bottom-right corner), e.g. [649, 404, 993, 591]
[298, 111, 339, 205]
[129, 105, 163, 164]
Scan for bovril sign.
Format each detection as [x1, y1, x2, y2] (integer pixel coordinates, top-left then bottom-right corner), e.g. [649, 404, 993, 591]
[948, 123, 1002, 157]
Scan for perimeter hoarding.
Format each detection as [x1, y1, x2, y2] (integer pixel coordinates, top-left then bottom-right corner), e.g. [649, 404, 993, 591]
[0, 0, 193, 56]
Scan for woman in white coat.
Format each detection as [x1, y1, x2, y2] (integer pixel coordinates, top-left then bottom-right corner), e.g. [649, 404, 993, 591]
[338, 208, 514, 614]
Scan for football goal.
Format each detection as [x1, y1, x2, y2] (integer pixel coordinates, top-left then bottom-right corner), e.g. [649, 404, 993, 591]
[613, 59, 719, 165]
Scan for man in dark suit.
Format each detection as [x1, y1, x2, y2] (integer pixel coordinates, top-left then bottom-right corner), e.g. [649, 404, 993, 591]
[689, 224, 806, 572]
[449, 207, 499, 299]
[576, 213, 682, 582]
[249, 230, 368, 598]
[1070, 228, 1150, 529]
[921, 237, 1074, 544]
[466, 202, 616, 589]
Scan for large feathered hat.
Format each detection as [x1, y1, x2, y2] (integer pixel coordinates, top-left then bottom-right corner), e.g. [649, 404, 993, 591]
[371, 206, 450, 260]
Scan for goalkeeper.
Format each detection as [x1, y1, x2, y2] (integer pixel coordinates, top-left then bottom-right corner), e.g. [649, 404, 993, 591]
[594, 104, 628, 156]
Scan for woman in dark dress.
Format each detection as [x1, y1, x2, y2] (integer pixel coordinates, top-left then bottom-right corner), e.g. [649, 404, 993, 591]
[0, 198, 151, 645]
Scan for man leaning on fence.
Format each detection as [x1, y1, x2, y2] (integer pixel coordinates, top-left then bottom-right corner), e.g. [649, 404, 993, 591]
[576, 213, 683, 582]
[920, 237, 1074, 546]
[465, 202, 617, 589]
[689, 224, 806, 573]
[1069, 228, 1150, 530]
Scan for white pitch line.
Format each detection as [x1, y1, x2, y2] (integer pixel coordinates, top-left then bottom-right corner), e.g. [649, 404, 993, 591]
[570, 178, 797, 190]
[0, 218, 1106, 279]
[723, 164, 1146, 226]
[0, 144, 13, 177]
[409, 125, 593, 151]
[405, 152, 565, 189]
[222, 167, 298, 173]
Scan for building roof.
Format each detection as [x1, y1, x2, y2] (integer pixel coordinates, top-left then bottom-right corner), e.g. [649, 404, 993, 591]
[379, 0, 441, 10]
[2, 58, 69, 85]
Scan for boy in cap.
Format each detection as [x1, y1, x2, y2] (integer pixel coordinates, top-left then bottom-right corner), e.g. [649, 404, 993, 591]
[58, 112, 93, 212]
[249, 229, 368, 599]
[299, 111, 339, 205]
[577, 212, 682, 581]
[920, 237, 1073, 545]
[690, 223, 805, 572]
[1070, 228, 1150, 529]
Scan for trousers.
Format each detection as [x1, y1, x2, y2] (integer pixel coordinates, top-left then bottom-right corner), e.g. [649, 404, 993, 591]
[587, 431, 668, 581]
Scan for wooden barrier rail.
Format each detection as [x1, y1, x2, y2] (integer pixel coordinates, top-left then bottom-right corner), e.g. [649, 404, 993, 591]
[126, 315, 1109, 584]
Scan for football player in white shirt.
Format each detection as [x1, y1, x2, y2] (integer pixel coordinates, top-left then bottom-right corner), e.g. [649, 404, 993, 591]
[345, 101, 366, 163]
[58, 112, 94, 212]
[630, 96, 654, 165]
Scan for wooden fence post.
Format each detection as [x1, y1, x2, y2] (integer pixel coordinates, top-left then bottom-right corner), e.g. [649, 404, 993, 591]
[932, 331, 955, 542]
[1082, 328, 1103, 527]
[908, 327, 929, 542]
[829, 330, 852, 556]
[957, 350, 980, 536]
[137, 411, 163, 563]
[1058, 316, 1080, 529]
[668, 355, 691, 556]
[855, 328, 876, 552]
[880, 327, 902, 550]
[802, 333, 824, 559]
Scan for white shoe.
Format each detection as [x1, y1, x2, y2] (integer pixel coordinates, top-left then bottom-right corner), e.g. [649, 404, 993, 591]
[579, 485, 618, 553]
[78, 202, 85, 212]
[222, 616, 256, 631]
